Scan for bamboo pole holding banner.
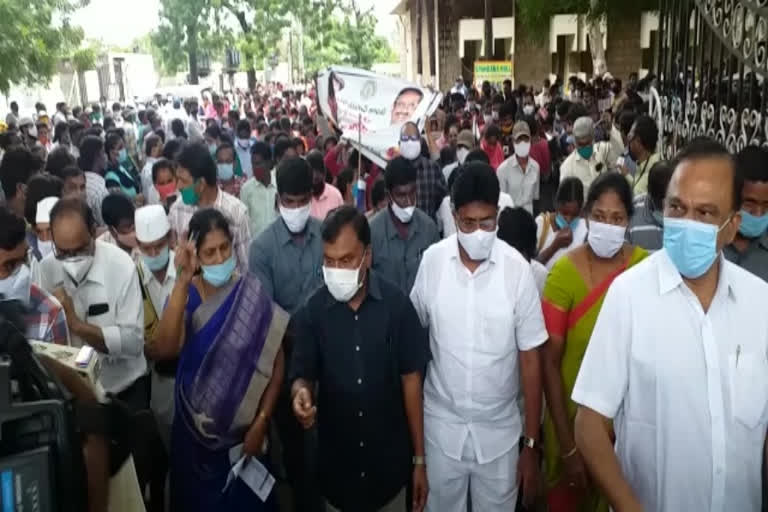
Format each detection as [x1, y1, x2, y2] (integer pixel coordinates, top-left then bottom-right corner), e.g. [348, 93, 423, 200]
[355, 113, 366, 211]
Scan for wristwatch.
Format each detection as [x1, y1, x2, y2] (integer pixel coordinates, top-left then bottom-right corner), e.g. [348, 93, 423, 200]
[412, 456, 426, 466]
[521, 436, 539, 450]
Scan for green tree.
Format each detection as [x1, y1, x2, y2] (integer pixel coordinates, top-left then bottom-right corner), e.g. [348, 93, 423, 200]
[0, 0, 84, 94]
[517, 0, 657, 76]
[71, 45, 97, 107]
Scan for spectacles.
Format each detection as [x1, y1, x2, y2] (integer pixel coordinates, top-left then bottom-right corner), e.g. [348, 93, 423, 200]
[400, 134, 420, 142]
[54, 240, 94, 260]
[456, 216, 497, 232]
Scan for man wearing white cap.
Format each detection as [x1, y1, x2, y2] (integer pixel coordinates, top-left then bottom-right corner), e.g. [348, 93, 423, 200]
[559, 116, 615, 191]
[135, 204, 177, 446]
[34, 196, 59, 260]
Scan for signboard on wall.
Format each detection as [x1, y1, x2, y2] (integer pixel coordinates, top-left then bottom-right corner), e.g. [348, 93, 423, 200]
[473, 60, 513, 87]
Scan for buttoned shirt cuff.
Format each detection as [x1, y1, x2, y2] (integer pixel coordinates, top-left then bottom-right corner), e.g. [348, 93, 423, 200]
[102, 326, 124, 357]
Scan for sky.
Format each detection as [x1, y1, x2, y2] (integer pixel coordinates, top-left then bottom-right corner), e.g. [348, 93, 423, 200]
[71, 0, 398, 47]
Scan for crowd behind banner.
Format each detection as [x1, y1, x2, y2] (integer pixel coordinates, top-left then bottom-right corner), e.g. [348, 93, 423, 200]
[0, 67, 767, 512]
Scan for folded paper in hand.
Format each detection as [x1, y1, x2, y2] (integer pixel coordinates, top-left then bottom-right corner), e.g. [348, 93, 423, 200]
[223, 443, 275, 502]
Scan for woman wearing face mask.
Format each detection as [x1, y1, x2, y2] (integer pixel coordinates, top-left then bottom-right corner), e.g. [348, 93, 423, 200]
[539, 172, 647, 512]
[152, 208, 286, 512]
[536, 177, 588, 269]
[24, 174, 63, 261]
[214, 142, 246, 197]
[105, 132, 143, 206]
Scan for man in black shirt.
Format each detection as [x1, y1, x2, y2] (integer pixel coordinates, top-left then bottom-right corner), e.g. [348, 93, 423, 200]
[291, 205, 429, 512]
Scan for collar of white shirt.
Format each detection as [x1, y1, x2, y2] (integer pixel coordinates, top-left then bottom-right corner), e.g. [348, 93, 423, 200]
[139, 251, 177, 287]
[657, 248, 736, 300]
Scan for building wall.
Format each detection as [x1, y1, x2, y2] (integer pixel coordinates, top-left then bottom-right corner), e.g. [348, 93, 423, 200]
[438, 0, 462, 89]
[606, 13, 643, 82]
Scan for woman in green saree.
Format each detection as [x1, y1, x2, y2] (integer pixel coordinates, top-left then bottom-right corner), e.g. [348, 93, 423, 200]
[541, 172, 648, 512]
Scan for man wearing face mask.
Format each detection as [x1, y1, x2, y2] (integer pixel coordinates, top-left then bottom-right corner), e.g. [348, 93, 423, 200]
[410, 162, 546, 512]
[560, 116, 614, 190]
[628, 160, 674, 251]
[38, 198, 147, 408]
[573, 138, 768, 512]
[398, 122, 447, 222]
[291, 205, 430, 512]
[0, 206, 69, 345]
[249, 155, 325, 511]
[497, 103, 518, 157]
[441, 129, 475, 182]
[134, 204, 177, 448]
[619, 115, 660, 196]
[724, 145, 768, 282]
[97, 193, 140, 260]
[370, 157, 439, 294]
[168, 143, 251, 274]
[307, 150, 343, 220]
[497, 121, 540, 215]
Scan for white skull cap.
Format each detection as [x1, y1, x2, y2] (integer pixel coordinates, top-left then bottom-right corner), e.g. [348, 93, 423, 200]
[35, 197, 59, 224]
[135, 204, 170, 243]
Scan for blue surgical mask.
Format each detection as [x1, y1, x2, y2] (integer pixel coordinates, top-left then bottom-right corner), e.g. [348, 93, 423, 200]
[663, 217, 728, 279]
[555, 213, 579, 231]
[208, 144, 217, 156]
[201, 254, 236, 287]
[118, 148, 127, 162]
[142, 246, 170, 272]
[739, 210, 768, 238]
[217, 163, 234, 181]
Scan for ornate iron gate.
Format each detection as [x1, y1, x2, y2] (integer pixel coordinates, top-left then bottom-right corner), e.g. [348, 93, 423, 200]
[654, 0, 768, 157]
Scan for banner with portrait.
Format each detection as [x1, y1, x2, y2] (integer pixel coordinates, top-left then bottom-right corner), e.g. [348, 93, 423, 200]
[316, 66, 442, 167]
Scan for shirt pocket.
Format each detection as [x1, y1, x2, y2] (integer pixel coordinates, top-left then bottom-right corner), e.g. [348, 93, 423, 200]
[731, 352, 768, 429]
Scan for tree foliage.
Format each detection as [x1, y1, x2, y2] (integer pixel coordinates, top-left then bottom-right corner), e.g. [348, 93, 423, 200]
[0, 0, 85, 94]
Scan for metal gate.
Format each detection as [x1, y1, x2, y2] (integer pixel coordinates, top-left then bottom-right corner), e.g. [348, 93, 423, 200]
[654, 0, 768, 157]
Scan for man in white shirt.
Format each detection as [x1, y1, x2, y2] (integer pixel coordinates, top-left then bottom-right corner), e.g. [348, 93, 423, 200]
[39, 198, 147, 408]
[560, 116, 614, 191]
[497, 121, 540, 215]
[135, 205, 177, 447]
[572, 138, 768, 512]
[410, 162, 547, 511]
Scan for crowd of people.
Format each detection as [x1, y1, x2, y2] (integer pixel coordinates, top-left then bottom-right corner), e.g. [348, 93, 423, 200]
[0, 68, 766, 512]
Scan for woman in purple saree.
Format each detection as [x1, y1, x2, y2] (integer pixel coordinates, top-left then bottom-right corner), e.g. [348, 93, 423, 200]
[150, 209, 287, 511]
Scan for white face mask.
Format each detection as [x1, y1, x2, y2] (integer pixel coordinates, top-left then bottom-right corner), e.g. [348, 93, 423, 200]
[523, 105, 535, 116]
[483, 114, 493, 124]
[457, 228, 497, 261]
[492, 111, 500, 121]
[457, 147, 469, 164]
[587, 220, 626, 258]
[391, 202, 415, 223]
[61, 255, 94, 284]
[0, 264, 31, 304]
[37, 239, 54, 259]
[323, 252, 366, 302]
[514, 141, 531, 158]
[399, 140, 421, 161]
[279, 203, 311, 233]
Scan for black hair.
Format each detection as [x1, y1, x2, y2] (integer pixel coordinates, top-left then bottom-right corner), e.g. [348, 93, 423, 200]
[632, 115, 658, 152]
[177, 143, 217, 186]
[451, 161, 500, 210]
[484, 124, 501, 140]
[57, 165, 84, 182]
[279, 117, 292, 133]
[385, 156, 417, 190]
[101, 193, 135, 228]
[648, 160, 674, 206]
[171, 119, 187, 139]
[215, 142, 235, 159]
[45, 146, 76, 175]
[305, 149, 325, 174]
[736, 145, 768, 184]
[205, 124, 222, 141]
[53, 121, 69, 143]
[566, 103, 588, 124]
[556, 177, 585, 206]
[102, 117, 116, 131]
[586, 171, 635, 218]
[151, 158, 175, 183]
[0, 147, 37, 200]
[498, 102, 516, 120]
[0, 205, 26, 250]
[274, 138, 294, 161]
[145, 134, 162, 157]
[498, 207, 537, 261]
[104, 132, 122, 154]
[337, 168, 355, 197]
[250, 141, 271, 161]
[465, 148, 490, 164]
[323, 135, 338, 149]
[236, 120, 251, 136]
[292, 137, 305, 150]
[78, 135, 104, 174]
[618, 109, 638, 137]
[371, 178, 386, 206]
[276, 157, 312, 196]
[673, 137, 742, 210]
[188, 208, 232, 251]
[524, 115, 539, 136]
[162, 139, 186, 162]
[321, 205, 371, 246]
[439, 146, 457, 168]
[24, 173, 63, 225]
[556, 100, 572, 118]
[49, 197, 95, 234]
